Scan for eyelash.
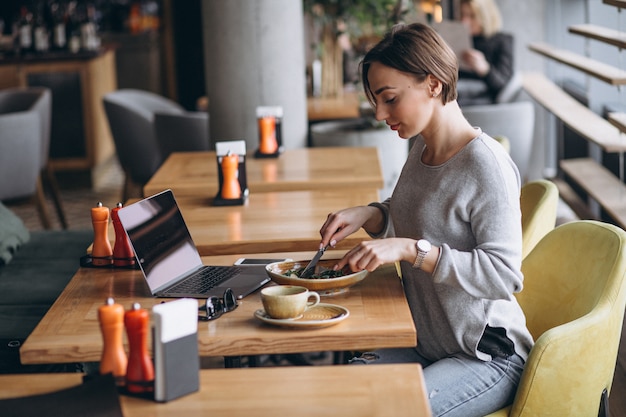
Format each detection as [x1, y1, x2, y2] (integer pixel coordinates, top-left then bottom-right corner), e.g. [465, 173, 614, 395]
[385, 97, 396, 104]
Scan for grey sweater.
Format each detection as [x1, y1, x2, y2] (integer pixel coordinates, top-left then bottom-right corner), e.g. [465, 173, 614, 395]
[371, 132, 534, 362]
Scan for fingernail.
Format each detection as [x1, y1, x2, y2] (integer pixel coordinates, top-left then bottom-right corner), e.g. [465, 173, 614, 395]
[330, 239, 336, 247]
[319, 242, 325, 250]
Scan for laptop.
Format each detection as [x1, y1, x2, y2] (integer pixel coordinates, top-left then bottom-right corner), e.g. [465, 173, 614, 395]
[117, 189, 270, 299]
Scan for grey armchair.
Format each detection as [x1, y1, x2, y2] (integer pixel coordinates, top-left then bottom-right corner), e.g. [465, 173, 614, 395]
[103, 89, 209, 201]
[154, 112, 210, 160]
[462, 101, 535, 183]
[0, 87, 66, 229]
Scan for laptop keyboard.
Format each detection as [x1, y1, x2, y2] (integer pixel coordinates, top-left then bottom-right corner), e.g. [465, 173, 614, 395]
[161, 266, 241, 295]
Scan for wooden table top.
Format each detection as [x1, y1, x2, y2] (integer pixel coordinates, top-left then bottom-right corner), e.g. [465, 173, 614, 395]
[307, 91, 361, 121]
[133, 189, 379, 256]
[20, 250, 416, 365]
[143, 147, 383, 198]
[0, 364, 432, 417]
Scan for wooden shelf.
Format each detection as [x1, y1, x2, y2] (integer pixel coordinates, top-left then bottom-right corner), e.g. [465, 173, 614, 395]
[560, 158, 626, 229]
[604, 0, 626, 9]
[529, 41, 626, 85]
[569, 24, 626, 49]
[608, 111, 626, 135]
[522, 72, 626, 152]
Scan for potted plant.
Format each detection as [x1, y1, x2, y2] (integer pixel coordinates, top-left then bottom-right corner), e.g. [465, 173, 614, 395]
[304, 0, 417, 97]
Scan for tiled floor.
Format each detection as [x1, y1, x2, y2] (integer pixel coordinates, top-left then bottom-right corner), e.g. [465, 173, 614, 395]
[5, 157, 126, 232]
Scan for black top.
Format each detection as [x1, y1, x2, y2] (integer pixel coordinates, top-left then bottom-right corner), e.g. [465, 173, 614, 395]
[458, 32, 514, 105]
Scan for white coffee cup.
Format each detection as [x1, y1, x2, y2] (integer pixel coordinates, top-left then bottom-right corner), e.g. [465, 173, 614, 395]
[261, 285, 320, 320]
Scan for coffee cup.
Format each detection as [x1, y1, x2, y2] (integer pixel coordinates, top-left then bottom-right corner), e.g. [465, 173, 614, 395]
[260, 285, 320, 320]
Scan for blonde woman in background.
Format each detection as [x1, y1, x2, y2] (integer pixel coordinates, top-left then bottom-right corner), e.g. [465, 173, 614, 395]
[457, 0, 514, 106]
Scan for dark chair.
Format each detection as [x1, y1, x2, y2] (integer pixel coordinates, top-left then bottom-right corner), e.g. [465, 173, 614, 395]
[154, 111, 210, 160]
[103, 89, 209, 201]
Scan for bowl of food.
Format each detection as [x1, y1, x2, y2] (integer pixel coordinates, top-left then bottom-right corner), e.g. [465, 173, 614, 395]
[265, 259, 368, 296]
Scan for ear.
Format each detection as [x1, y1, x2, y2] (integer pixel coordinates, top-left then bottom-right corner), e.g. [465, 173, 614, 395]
[427, 75, 443, 97]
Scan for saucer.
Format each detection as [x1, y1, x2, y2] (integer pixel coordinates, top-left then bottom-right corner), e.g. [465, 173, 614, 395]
[254, 303, 349, 329]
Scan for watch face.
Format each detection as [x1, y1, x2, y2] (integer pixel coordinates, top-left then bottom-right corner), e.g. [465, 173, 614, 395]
[418, 239, 431, 252]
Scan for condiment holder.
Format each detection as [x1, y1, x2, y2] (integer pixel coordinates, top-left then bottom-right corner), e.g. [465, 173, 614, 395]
[254, 106, 283, 158]
[213, 140, 249, 206]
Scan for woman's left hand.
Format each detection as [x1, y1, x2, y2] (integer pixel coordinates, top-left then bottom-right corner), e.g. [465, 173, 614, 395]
[461, 48, 490, 76]
[336, 238, 415, 272]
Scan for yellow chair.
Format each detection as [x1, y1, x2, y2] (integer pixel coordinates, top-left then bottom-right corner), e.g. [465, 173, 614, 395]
[485, 220, 626, 417]
[520, 179, 559, 259]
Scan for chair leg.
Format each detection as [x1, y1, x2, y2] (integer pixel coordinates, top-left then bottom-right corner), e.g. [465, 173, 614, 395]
[122, 173, 133, 203]
[598, 388, 609, 417]
[34, 177, 52, 230]
[42, 166, 68, 229]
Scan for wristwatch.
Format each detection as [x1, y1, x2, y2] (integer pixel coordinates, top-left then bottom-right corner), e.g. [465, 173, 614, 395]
[412, 239, 432, 270]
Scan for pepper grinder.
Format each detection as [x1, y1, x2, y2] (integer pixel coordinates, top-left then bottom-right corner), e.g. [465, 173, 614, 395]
[124, 302, 154, 393]
[98, 297, 128, 386]
[258, 115, 278, 154]
[220, 151, 241, 199]
[91, 202, 113, 266]
[111, 202, 136, 267]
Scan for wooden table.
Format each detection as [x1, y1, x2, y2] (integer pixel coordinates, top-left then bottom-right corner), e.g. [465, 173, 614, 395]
[0, 364, 432, 417]
[136, 189, 379, 255]
[307, 91, 361, 121]
[143, 147, 383, 198]
[20, 250, 416, 365]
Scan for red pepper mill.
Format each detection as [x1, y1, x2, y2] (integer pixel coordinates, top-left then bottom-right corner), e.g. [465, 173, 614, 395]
[124, 302, 155, 394]
[221, 151, 241, 199]
[91, 202, 113, 266]
[98, 297, 128, 386]
[111, 202, 136, 267]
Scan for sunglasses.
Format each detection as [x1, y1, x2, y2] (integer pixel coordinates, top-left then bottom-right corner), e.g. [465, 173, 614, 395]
[198, 288, 238, 321]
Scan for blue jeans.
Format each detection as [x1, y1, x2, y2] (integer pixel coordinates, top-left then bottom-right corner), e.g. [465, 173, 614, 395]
[350, 348, 524, 417]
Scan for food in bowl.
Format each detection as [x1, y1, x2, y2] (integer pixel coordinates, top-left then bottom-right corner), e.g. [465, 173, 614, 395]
[265, 260, 369, 295]
[283, 266, 346, 279]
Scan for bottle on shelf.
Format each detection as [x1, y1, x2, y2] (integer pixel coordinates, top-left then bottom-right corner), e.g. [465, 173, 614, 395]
[32, 4, 50, 53]
[66, 1, 81, 53]
[17, 6, 33, 53]
[50, 1, 67, 50]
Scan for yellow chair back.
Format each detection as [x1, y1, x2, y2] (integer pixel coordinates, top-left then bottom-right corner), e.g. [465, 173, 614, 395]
[486, 220, 626, 417]
[520, 180, 558, 259]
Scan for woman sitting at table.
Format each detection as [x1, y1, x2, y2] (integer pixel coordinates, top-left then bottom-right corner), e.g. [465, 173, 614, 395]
[317, 23, 533, 417]
[457, 0, 514, 106]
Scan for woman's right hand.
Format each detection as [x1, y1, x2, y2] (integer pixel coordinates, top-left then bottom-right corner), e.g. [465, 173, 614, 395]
[319, 205, 382, 249]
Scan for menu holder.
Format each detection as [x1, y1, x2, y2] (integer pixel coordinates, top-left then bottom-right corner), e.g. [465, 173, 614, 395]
[152, 298, 200, 402]
[213, 140, 249, 206]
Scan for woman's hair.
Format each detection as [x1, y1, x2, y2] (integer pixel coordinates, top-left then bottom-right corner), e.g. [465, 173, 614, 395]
[461, 0, 502, 37]
[360, 23, 458, 106]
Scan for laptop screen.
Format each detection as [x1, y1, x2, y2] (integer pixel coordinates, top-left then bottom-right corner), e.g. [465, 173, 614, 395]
[118, 190, 204, 293]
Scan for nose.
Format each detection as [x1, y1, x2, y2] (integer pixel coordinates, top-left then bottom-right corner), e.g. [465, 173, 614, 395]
[374, 105, 387, 122]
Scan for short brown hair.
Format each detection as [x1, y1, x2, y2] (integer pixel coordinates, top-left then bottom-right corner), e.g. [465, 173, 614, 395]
[360, 23, 458, 106]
